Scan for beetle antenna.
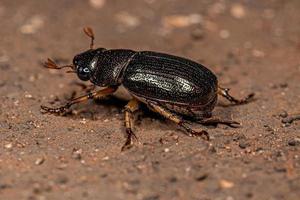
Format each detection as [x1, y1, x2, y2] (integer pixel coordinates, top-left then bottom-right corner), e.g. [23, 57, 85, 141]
[83, 27, 95, 49]
[44, 58, 75, 71]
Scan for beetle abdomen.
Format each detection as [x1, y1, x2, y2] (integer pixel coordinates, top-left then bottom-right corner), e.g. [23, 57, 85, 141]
[123, 51, 218, 107]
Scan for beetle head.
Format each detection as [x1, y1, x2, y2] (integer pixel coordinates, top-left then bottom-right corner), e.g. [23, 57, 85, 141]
[73, 48, 105, 81]
[44, 27, 106, 82]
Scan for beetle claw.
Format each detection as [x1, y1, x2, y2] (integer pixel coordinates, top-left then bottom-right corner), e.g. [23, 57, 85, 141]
[218, 87, 255, 105]
[121, 128, 138, 151]
[197, 118, 241, 128]
[190, 130, 210, 140]
[243, 93, 255, 103]
[40, 105, 68, 115]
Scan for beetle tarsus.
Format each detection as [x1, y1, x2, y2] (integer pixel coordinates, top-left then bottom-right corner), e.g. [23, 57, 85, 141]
[121, 128, 138, 151]
[197, 118, 241, 128]
[41, 105, 69, 115]
[218, 87, 255, 105]
[179, 122, 210, 140]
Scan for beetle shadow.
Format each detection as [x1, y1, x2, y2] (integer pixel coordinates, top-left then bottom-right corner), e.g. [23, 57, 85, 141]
[63, 94, 242, 132]
[93, 95, 128, 109]
[62, 95, 127, 120]
[66, 95, 166, 122]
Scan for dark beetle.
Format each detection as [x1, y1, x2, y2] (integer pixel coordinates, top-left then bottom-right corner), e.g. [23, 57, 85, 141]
[42, 27, 254, 150]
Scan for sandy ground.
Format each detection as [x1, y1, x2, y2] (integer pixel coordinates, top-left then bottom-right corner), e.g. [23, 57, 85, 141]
[0, 0, 300, 199]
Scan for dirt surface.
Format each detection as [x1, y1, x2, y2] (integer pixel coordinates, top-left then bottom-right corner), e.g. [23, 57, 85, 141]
[0, 0, 300, 199]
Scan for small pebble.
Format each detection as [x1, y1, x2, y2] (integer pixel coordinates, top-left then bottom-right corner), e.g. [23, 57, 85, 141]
[29, 75, 36, 82]
[56, 163, 68, 169]
[25, 93, 33, 99]
[195, 173, 208, 181]
[263, 124, 274, 133]
[89, 0, 106, 9]
[230, 4, 246, 19]
[219, 179, 234, 189]
[168, 176, 177, 183]
[288, 138, 300, 146]
[102, 156, 109, 160]
[20, 15, 44, 34]
[282, 115, 300, 124]
[72, 148, 82, 160]
[220, 29, 230, 39]
[239, 141, 249, 149]
[56, 175, 69, 184]
[164, 148, 170, 153]
[115, 12, 140, 28]
[35, 157, 45, 165]
[191, 27, 204, 40]
[279, 110, 288, 118]
[252, 49, 265, 58]
[162, 14, 202, 28]
[4, 143, 13, 149]
[279, 82, 288, 88]
[80, 118, 87, 124]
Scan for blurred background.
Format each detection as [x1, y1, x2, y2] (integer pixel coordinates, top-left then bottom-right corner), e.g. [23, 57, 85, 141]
[0, 0, 299, 200]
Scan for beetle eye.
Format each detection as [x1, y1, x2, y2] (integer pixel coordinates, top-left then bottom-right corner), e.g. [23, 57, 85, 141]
[77, 66, 90, 81]
[83, 68, 89, 73]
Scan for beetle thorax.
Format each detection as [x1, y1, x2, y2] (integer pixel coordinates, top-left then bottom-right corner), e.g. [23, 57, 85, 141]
[90, 49, 137, 87]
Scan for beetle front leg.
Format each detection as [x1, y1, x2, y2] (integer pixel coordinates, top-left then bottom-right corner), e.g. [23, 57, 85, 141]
[122, 99, 140, 151]
[147, 102, 209, 140]
[41, 86, 118, 115]
[218, 86, 254, 105]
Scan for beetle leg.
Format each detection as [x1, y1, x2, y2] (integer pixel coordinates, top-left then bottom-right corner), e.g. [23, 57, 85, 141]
[122, 99, 140, 151]
[218, 86, 254, 105]
[197, 118, 240, 128]
[147, 102, 209, 140]
[41, 86, 118, 115]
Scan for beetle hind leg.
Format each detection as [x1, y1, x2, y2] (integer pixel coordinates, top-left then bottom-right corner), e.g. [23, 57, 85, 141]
[147, 102, 209, 140]
[218, 86, 254, 105]
[122, 99, 140, 151]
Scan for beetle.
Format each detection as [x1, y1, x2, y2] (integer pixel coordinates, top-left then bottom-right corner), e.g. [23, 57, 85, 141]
[41, 27, 254, 150]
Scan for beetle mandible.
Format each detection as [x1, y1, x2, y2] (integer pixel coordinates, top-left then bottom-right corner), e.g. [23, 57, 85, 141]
[41, 27, 254, 150]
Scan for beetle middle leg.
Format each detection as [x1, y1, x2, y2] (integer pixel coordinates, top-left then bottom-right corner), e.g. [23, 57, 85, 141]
[41, 86, 117, 114]
[122, 98, 140, 151]
[218, 86, 254, 105]
[147, 102, 209, 140]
